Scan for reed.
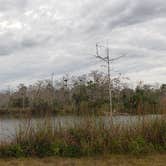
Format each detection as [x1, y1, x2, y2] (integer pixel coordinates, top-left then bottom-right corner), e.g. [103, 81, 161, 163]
[0, 116, 165, 157]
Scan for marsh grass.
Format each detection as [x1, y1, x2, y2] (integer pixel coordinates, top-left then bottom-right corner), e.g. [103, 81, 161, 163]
[0, 115, 165, 157]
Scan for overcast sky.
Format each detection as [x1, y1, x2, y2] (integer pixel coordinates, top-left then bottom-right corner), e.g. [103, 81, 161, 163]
[0, 0, 166, 89]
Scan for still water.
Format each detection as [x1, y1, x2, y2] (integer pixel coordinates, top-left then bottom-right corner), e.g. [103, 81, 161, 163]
[0, 114, 163, 141]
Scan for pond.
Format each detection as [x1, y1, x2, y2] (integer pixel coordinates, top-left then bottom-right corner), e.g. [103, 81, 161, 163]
[0, 114, 163, 141]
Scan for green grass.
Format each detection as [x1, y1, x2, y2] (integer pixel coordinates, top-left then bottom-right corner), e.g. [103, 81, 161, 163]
[0, 116, 165, 157]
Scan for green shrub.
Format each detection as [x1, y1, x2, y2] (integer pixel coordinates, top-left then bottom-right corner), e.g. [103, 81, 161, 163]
[63, 145, 81, 157]
[34, 142, 52, 157]
[154, 144, 165, 152]
[50, 142, 65, 156]
[128, 137, 154, 154]
[109, 139, 123, 153]
[2, 144, 24, 157]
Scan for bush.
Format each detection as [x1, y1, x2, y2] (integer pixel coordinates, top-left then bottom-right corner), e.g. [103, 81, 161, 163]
[1, 144, 24, 157]
[63, 145, 81, 157]
[33, 142, 54, 157]
[109, 139, 123, 153]
[50, 142, 65, 156]
[128, 137, 154, 154]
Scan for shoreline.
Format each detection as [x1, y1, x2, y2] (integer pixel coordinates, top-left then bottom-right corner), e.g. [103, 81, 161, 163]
[0, 108, 164, 117]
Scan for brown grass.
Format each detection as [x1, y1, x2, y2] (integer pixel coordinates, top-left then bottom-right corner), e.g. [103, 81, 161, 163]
[0, 116, 165, 157]
[0, 154, 166, 166]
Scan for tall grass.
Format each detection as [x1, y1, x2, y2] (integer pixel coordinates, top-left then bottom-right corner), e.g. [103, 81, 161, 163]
[0, 116, 165, 157]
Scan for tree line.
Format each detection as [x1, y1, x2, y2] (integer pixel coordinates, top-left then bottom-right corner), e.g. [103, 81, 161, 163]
[0, 71, 165, 114]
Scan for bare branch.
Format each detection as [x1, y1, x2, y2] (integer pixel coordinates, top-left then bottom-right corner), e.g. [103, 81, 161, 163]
[109, 54, 126, 62]
[96, 55, 108, 62]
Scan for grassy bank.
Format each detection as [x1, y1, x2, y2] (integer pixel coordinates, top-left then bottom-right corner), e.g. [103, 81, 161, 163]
[0, 154, 166, 166]
[0, 116, 165, 157]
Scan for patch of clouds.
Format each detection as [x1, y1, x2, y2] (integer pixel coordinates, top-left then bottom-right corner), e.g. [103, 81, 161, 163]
[0, 0, 166, 89]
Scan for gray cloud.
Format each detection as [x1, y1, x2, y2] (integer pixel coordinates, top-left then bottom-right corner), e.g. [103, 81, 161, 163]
[0, 0, 166, 89]
[81, 0, 166, 35]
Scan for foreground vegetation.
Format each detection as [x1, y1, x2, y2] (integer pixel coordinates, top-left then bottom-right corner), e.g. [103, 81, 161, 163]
[0, 116, 165, 158]
[0, 154, 166, 166]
